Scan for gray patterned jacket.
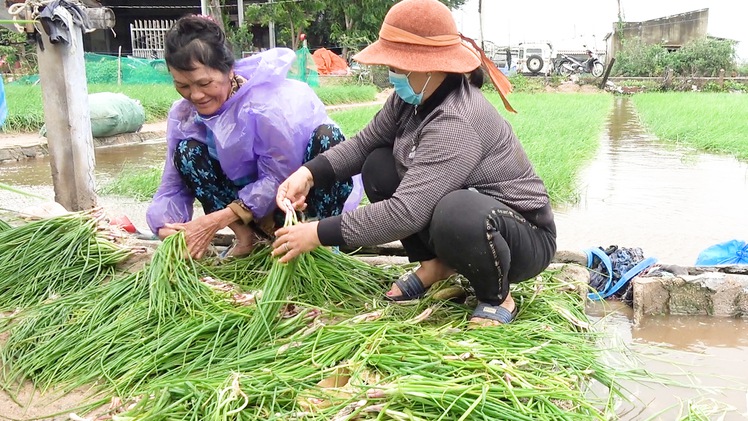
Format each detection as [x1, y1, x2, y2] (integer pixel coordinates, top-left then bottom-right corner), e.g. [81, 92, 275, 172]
[310, 75, 552, 247]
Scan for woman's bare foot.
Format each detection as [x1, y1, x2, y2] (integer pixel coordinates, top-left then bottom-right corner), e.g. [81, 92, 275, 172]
[386, 258, 456, 298]
[226, 241, 255, 257]
[469, 293, 516, 327]
[227, 222, 257, 258]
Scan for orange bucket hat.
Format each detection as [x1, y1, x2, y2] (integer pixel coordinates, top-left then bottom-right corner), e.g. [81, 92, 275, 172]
[353, 0, 515, 112]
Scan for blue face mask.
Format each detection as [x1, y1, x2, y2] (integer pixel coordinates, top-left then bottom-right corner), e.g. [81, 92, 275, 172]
[389, 71, 431, 105]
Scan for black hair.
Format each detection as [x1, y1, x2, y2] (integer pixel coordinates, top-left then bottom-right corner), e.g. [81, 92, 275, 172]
[164, 15, 235, 74]
[467, 67, 484, 88]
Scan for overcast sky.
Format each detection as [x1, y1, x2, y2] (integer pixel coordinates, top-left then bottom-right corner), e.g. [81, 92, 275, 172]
[452, 0, 748, 60]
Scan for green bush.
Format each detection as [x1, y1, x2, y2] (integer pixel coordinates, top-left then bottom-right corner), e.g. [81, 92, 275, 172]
[737, 62, 748, 76]
[612, 37, 738, 77]
[611, 39, 671, 77]
[0, 27, 35, 75]
[669, 38, 736, 76]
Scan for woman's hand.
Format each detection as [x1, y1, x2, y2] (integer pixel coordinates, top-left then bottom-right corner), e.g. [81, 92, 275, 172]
[164, 211, 229, 259]
[158, 226, 181, 241]
[276, 167, 314, 212]
[272, 221, 321, 263]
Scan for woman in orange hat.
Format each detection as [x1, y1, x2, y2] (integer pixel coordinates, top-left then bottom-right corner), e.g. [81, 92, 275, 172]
[272, 0, 556, 326]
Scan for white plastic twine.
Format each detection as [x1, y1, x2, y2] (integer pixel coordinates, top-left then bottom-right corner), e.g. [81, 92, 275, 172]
[282, 198, 298, 227]
[8, 0, 52, 34]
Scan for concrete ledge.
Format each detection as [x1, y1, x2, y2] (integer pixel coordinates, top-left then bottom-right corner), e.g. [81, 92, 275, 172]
[633, 271, 748, 323]
[94, 129, 167, 148]
[0, 143, 48, 162]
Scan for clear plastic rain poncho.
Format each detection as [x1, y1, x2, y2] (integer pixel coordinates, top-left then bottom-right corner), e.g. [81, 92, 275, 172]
[146, 48, 361, 234]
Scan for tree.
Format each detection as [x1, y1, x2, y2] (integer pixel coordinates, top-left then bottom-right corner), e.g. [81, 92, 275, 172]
[323, 0, 467, 59]
[245, 0, 324, 50]
[208, 0, 225, 31]
[245, 0, 467, 54]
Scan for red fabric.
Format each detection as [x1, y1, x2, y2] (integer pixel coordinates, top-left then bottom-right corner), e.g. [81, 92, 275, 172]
[312, 48, 349, 75]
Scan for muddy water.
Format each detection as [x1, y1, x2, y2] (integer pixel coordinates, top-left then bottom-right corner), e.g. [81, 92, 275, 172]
[588, 302, 748, 420]
[2, 99, 748, 418]
[0, 141, 169, 230]
[559, 97, 748, 420]
[554, 97, 748, 266]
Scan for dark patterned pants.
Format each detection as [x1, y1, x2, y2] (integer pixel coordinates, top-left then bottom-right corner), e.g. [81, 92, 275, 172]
[174, 124, 353, 226]
[361, 147, 556, 306]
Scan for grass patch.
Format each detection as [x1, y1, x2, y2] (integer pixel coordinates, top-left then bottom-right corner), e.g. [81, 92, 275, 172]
[329, 104, 382, 136]
[489, 92, 614, 204]
[98, 166, 163, 201]
[629, 92, 748, 161]
[2, 84, 43, 133]
[314, 85, 378, 105]
[2, 83, 379, 133]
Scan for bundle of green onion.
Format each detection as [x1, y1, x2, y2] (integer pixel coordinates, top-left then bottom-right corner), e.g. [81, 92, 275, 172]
[104, 272, 635, 420]
[0, 209, 132, 310]
[240, 203, 301, 351]
[0, 210, 643, 420]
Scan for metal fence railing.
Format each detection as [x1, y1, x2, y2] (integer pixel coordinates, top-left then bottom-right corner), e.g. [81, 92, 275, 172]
[130, 20, 176, 59]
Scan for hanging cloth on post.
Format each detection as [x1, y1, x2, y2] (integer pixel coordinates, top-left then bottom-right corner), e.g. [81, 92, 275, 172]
[37, 0, 94, 52]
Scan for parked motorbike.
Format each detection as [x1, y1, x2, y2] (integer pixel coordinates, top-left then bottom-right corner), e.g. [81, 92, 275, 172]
[554, 53, 604, 77]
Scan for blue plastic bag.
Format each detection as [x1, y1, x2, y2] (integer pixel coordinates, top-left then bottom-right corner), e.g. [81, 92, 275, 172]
[0, 74, 7, 127]
[695, 239, 748, 266]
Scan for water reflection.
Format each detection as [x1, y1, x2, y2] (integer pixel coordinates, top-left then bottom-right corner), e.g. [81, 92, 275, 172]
[0, 142, 167, 188]
[586, 300, 748, 420]
[554, 97, 748, 266]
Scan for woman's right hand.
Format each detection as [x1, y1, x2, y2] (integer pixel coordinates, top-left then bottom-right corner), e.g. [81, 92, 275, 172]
[277, 167, 314, 211]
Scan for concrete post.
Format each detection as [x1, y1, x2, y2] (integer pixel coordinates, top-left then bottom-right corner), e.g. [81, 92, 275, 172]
[36, 25, 97, 211]
[268, 0, 276, 49]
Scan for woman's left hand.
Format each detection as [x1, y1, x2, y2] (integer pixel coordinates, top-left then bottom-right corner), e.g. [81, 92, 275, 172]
[272, 221, 321, 263]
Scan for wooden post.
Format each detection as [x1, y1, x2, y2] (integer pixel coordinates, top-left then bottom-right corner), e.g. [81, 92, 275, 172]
[36, 20, 97, 211]
[663, 68, 673, 90]
[598, 57, 615, 90]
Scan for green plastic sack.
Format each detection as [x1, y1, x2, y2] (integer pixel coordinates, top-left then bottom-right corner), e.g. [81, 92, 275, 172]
[87, 92, 146, 137]
[41, 92, 146, 138]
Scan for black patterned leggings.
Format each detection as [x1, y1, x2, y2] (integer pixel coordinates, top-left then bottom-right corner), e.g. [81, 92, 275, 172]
[174, 124, 353, 226]
[361, 147, 557, 306]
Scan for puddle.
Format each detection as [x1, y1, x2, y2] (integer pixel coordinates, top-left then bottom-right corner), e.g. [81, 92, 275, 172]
[588, 301, 748, 420]
[2, 99, 748, 418]
[0, 142, 167, 187]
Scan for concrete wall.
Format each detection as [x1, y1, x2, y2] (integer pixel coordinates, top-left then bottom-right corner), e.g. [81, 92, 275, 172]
[608, 9, 709, 59]
[632, 266, 748, 324]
